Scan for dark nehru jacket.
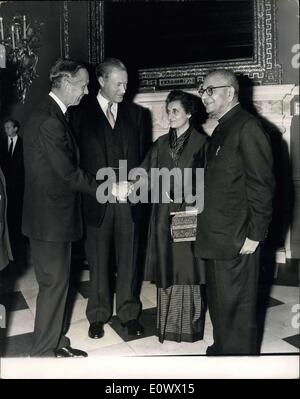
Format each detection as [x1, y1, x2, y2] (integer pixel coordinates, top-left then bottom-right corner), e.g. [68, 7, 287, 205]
[195, 104, 275, 260]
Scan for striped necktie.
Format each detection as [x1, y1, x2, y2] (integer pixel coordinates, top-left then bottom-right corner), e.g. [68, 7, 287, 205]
[106, 102, 115, 129]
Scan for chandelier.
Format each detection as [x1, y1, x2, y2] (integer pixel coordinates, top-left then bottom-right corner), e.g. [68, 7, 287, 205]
[0, 11, 43, 104]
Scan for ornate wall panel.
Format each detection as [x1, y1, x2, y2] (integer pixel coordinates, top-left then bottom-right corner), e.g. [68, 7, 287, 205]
[88, 0, 282, 89]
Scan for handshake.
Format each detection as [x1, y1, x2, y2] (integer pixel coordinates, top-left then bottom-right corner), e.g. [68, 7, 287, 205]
[111, 181, 134, 202]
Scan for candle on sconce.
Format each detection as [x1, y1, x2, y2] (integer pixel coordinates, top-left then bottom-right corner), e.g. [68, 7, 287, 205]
[23, 15, 26, 39]
[0, 43, 6, 68]
[11, 25, 15, 49]
[0, 17, 4, 42]
[15, 24, 20, 43]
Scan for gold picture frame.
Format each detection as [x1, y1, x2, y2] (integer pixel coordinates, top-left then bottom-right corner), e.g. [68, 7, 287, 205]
[87, 0, 282, 89]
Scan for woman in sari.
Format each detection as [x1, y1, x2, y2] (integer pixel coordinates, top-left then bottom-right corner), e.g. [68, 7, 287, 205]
[139, 90, 207, 343]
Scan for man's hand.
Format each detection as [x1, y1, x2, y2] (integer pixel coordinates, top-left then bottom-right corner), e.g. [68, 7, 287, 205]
[112, 181, 133, 202]
[239, 237, 259, 255]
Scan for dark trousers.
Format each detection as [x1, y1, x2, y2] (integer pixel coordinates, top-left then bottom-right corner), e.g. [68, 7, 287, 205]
[85, 203, 142, 324]
[30, 239, 71, 357]
[205, 250, 260, 355]
[7, 193, 26, 261]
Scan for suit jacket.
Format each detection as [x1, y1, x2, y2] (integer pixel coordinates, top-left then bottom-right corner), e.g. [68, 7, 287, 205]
[0, 168, 13, 270]
[0, 135, 24, 212]
[141, 128, 207, 288]
[22, 96, 97, 242]
[195, 104, 275, 260]
[74, 95, 151, 227]
[0, 135, 24, 185]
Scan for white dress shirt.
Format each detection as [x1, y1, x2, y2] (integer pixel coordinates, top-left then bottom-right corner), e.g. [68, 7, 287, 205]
[49, 91, 67, 115]
[7, 135, 18, 155]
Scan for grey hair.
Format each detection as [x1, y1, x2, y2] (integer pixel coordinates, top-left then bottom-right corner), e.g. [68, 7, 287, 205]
[95, 58, 127, 79]
[49, 59, 86, 89]
[205, 69, 239, 96]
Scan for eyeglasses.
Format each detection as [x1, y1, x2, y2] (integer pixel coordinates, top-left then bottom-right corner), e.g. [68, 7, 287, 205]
[198, 85, 231, 97]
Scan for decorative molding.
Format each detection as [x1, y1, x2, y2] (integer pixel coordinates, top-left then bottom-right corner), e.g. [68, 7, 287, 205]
[88, 0, 281, 89]
[134, 85, 297, 140]
[137, 0, 282, 90]
[62, 1, 69, 59]
[88, 0, 104, 65]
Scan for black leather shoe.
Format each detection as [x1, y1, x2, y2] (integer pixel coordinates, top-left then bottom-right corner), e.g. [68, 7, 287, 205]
[206, 344, 220, 356]
[88, 322, 104, 339]
[121, 320, 144, 336]
[55, 346, 88, 358]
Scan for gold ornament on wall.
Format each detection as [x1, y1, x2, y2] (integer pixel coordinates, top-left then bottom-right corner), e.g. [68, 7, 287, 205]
[0, 9, 43, 103]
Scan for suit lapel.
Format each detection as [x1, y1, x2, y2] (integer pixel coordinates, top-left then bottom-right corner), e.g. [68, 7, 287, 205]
[11, 137, 17, 160]
[92, 98, 108, 164]
[68, 125, 80, 162]
[48, 97, 80, 162]
[116, 103, 129, 158]
[14, 137, 21, 156]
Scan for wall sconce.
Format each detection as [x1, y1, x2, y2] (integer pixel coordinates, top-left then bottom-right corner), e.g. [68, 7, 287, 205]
[0, 13, 43, 103]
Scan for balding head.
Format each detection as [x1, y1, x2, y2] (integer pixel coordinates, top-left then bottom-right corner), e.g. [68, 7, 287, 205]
[205, 69, 239, 97]
[199, 69, 239, 119]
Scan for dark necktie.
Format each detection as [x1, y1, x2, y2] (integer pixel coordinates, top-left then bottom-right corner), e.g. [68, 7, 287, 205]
[8, 138, 14, 157]
[106, 102, 115, 129]
[64, 109, 70, 124]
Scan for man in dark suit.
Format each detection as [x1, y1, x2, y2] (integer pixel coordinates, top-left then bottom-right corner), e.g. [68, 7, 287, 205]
[195, 69, 275, 355]
[0, 119, 25, 260]
[75, 58, 150, 339]
[22, 59, 98, 357]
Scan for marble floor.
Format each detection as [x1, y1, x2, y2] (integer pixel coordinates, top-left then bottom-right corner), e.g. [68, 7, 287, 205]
[0, 254, 299, 379]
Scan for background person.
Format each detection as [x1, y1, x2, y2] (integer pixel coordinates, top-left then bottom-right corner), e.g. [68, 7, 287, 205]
[0, 119, 25, 261]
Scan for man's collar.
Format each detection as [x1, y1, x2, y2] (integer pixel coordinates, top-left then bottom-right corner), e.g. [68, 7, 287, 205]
[8, 135, 18, 142]
[97, 91, 109, 106]
[49, 91, 67, 115]
[218, 103, 241, 125]
[97, 91, 118, 114]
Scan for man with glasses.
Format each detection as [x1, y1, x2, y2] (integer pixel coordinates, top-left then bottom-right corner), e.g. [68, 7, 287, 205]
[195, 69, 274, 355]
